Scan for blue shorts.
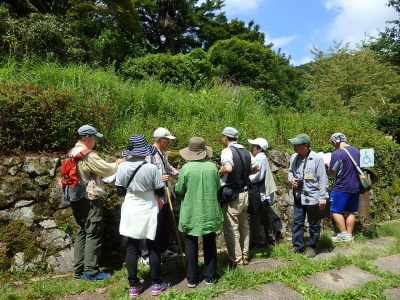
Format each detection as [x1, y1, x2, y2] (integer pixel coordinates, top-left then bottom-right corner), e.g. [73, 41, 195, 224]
[330, 189, 360, 213]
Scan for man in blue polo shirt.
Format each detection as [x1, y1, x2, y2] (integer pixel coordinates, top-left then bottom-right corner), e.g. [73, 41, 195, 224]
[328, 133, 360, 242]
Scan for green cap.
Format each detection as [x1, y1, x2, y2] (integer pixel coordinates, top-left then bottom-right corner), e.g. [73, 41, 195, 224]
[288, 133, 311, 145]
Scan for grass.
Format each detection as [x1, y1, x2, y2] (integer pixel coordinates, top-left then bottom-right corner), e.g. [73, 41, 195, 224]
[1, 59, 399, 154]
[2, 220, 400, 300]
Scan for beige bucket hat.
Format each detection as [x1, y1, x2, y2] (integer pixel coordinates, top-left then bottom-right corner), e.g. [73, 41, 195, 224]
[179, 137, 213, 161]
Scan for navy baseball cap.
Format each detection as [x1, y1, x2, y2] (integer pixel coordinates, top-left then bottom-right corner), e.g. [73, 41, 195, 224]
[77, 125, 103, 138]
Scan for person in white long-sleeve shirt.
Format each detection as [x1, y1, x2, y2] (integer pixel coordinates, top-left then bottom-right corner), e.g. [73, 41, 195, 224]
[248, 138, 278, 247]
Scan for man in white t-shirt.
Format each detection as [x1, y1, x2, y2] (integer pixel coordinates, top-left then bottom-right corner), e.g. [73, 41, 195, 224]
[218, 127, 257, 266]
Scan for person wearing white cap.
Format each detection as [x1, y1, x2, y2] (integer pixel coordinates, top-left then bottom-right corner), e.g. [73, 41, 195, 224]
[69, 125, 123, 280]
[146, 127, 179, 260]
[247, 138, 278, 247]
[219, 127, 257, 266]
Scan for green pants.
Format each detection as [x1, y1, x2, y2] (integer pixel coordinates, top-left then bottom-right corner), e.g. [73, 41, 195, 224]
[71, 198, 103, 276]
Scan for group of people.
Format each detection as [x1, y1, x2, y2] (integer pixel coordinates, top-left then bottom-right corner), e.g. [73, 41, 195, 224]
[67, 124, 363, 298]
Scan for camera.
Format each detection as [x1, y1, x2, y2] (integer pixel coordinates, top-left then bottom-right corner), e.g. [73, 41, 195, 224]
[296, 177, 304, 188]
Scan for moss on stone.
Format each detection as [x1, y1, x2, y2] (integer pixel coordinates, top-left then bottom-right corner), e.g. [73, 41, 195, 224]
[53, 208, 76, 234]
[0, 219, 39, 270]
[274, 169, 290, 190]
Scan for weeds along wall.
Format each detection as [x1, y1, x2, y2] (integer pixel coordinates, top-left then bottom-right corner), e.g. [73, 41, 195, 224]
[0, 60, 399, 223]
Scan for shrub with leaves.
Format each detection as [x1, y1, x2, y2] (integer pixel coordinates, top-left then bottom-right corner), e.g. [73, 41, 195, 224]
[208, 37, 304, 106]
[0, 82, 82, 152]
[121, 48, 213, 89]
[377, 108, 400, 143]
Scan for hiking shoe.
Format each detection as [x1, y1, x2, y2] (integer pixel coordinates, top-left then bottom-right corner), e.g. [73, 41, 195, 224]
[129, 282, 144, 298]
[187, 282, 197, 288]
[74, 272, 83, 279]
[151, 280, 167, 296]
[83, 272, 111, 280]
[304, 247, 317, 258]
[287, 247, 303, 253]
[161, 249, 178, 259]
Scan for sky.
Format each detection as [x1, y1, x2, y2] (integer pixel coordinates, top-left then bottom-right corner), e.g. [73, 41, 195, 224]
[220, 0, 398, 65]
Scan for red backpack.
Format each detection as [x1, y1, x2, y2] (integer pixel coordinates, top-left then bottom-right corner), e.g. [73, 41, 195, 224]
[61, 149, 92, 201]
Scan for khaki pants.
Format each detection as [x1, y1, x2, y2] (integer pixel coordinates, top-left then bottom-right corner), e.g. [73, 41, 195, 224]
[71, 198, 103, 276]
[223, 191, 249, 264]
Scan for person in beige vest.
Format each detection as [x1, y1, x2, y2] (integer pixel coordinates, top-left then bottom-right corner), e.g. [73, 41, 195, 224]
[70, 125, 122, 280]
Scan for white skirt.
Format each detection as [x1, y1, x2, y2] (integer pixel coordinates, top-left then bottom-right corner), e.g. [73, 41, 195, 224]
[119, 191, 159, 240]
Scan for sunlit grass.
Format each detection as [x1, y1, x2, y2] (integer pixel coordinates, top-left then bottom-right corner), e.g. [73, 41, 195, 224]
[2, 220, 400, 300]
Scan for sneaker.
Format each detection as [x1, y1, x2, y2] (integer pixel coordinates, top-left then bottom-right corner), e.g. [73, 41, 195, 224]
[151, 280, 167, 296]
[187, 282, 197, 288]
[287, 247, 303, 253]
[304, 247, 317, 258]
[331, 232, 353, 243]
[74, 272, 83, 279]
[242, 255, 250, 265]
[236, 260, 246, 267]
[205, 280, 215, 286]
[161, 249, 178, 259]
[83, 272, 111, 280]
[139, 256, 149, 266]
[129, 282, 144, 298]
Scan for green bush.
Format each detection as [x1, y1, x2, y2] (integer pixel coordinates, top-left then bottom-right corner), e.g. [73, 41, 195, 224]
[377, 108, 400, 143]
[0, 60, 399, 222]
[0, 11, 87, 62]
[0, 82, 83, 152]
[121, 48, 213, 89]
[208, 37, 304, 106]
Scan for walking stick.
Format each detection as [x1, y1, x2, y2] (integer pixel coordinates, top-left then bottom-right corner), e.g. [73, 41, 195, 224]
[165, 185, 186, 268]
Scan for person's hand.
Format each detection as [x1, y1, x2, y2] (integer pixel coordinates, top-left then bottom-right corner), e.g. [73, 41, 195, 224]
[116, 158, 124, 164]
[318, 201, 327, 210]
[162, 174, 169, 182]
[290, 178, 299, 188]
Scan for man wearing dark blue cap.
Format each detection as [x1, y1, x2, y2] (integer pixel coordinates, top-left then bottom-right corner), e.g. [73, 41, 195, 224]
[70, 125, 123, 280]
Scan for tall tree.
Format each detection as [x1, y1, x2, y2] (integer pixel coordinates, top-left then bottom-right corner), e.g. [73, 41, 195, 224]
[306, 43, 400, 114]
[370, 0, 400, 66]
[136, 0, 264, 53]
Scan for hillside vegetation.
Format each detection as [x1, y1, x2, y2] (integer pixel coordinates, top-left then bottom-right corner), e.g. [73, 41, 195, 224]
[0, 0, 399, 221]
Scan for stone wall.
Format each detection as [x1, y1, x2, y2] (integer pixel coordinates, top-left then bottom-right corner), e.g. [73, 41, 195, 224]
[0, 152, 295, 273]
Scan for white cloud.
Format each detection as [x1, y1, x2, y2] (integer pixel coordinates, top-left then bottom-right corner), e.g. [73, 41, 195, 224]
[223, 0, 263, 13]
[291, 55, 313, 66]
[324, 0, 397, 45]
[265, 35, 297, 48]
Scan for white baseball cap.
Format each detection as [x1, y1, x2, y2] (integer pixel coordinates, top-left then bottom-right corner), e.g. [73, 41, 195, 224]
[153, 127, 176, 139]
[248, 138, 269, 151]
